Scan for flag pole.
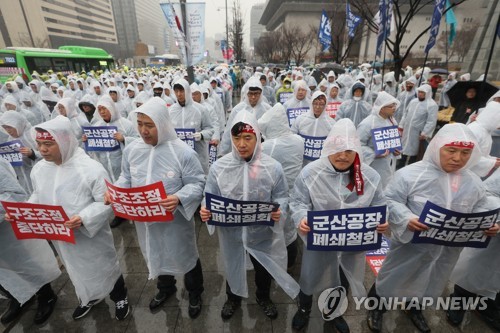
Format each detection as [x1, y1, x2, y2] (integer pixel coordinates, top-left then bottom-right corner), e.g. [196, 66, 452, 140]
[180, 0, 194, 83]
[380, 0, 390, 90]
[483, 12, 499, 83]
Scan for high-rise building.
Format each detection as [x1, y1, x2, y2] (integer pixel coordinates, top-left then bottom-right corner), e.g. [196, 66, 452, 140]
[111, 0, 139, 60]
[250, 4, 265, 49]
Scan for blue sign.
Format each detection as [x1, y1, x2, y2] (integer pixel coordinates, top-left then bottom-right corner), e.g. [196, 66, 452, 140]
[425, 0, 446, 53]
[371, 125, 402, 155]
[318, 10, 332, 52]
[279, 92, 293, 104]
[175, 128, 195, 149]
[82, 126, 120, 152]
[307, 206, 386, 251]
[208, 143, 217, 168]
[412, 201, 498, 248]
[286, 107, 309, 127]
[346, 2, 362, 38]
[301, 134, 327, 161]
[205, 193, 280, 227]
[0, 140, 23, 166]
[366, 236, 390, 256]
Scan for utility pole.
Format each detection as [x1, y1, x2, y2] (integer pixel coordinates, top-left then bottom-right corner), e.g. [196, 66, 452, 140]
[180, 0, 194, 82]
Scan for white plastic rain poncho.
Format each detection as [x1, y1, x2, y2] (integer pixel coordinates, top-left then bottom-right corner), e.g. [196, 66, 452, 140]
[162, 82, 176, 106]
[115, 97, 205, 279]
[3, 81, 21, 102]
[78, 94, 99, 125]
[290, 118, 386, 297]
[399, 84, 438, 156]
[28, 79, 44, 104]
[108, 86, 131, 118]
[1, 95, 38, 126]
[375, 123, 494, 300]
[204, 110, 299, 299]
[0, 158, 61, 305]
[53, 97, 90, 141]
[395, 76, 417, 124]
[191, 82, 220, 143]
[283, 80, 312, 127]
[91, 95, 138, 182]
[220, 77, 271, 155]
[0, 111, 39, 193]
[258, 103, 304, 246]
[19, 90, 45, 125]
[201, 83, 225, 140]
[370, 74, 383, 102]
[383, 72, 398, 97]
[438, 73, 457, 108]
[450, 168, 500, 300]
[29, 116, 121, 306]
[357, 92, 401, 188]
[169, 79, 214, 174]
[336, 82, 372, 127]
[468, 101, 500, 177]
[291, 91, 336, 166]
[261, 75, 277, 106]
[75, 78, 88, 100]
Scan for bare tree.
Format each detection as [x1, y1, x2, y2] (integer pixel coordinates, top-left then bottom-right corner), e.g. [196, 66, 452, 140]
[350, 0, 468, 80]
[229, 0, 244, 62]
[17, 33, 51, 48]
[291, 26, 315, 65]
[255, 30, 282, 62]
[437, 22, 479, 62]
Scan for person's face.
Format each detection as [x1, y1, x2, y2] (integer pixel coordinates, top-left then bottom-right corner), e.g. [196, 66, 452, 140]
[94, 86, 101, 95]
[192, 91, 202, 103]
[379, 103, 397, 118]
[328, 150, 357, 171]
[232, 131, 257, 160]
[138, 83, 144, 91]
[69, 81, 75, 89]
[137, 113, 158, 146]
[153, 88, 163, 97]
[82, 105, 92, 113]
[17, 83, 23, 89]
[6, 83, 12, 91]
[77, 81, 83, 90]
[109, 91, 118, 102]
[296, 88, 307, 100]
[98, 105, 111, 122]
[353, 89, 363, 97]
[2, 125, 18, 138]
[260, 79, 266, 86]
[174, 88, 186, 105]
[58, 90, 64, 98]
[164, 89, 170, 96]
[493, 97, 500, 103]
[37, 139, 62, 165]
[247, 90, 262, 107]
[203, 93, 209, 100]
[23, 100, 32, 107]
[210, 81, 217, 89]
[5, 103, 16, 111]
[127, 90, 135, 98]
[466, 88, 476, 99]
[330, 87, 338, 98]
[418, 91, 426, 101]
[405, 83, 414, 92]
[30, 84, 38, 93]
[320, 85, 327, 92]
[51, 87, 57, 94]
[328, 76, 335, 83]
[439, 146, 472, 173]
[57, 104, 67, 116]
[312, 97, 326, 117]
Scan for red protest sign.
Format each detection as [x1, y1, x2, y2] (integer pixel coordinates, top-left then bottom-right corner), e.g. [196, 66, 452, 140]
[1, 201, 75, 244]
[325, 101, 341, 118]
[105, 180, 174, 222]
[366, 255, 385, 276]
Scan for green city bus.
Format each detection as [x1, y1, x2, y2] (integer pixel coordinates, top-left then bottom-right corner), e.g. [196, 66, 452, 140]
[0, 45, 115, 83]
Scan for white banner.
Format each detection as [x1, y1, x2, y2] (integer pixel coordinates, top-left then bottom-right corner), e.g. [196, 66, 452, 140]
[160, 2, 188, 65]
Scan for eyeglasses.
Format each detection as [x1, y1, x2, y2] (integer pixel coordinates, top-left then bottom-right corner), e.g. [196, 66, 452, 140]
[247, 91, 262, 97]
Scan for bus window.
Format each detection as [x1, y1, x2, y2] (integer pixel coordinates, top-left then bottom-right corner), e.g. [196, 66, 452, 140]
[0, 53, 17, 82]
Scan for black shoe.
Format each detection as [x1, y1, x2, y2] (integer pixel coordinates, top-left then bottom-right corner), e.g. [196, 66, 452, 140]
[115, 297, 130, 321]
[256, 297, 278, 319]
[110, 216, 126, 228]
[367, 309, 384, 332]
[221, 298, 241, 320]
[332, 315, 350, 333]
[446, 308, 465, 326]
[1, 298, 22, 324]
[476, 308, 500, 332]
[34, 295, 57, 325]
[149, 288, 176, 312]
[292, 306, 310, 331]
[188, 294, 202, 319]
[72, 298, 103, 320]
[405, 309, 431, 333]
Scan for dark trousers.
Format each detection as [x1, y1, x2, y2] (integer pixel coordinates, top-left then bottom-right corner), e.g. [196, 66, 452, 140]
[0, 283, 55, 304]
[226, 255, 271, 302]
[109, 275, 127, 302]
[453, 284, 499, 315]
[157, 259, 204, 298]
[287, 239, 298, 269]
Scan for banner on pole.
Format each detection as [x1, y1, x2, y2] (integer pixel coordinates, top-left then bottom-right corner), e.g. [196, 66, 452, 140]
[318, 10, 332, 52]
[346, 2, 362, 38]
[425, 0, 446, 53]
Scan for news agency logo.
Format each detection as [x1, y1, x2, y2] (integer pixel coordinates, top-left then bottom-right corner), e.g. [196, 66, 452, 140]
[318, 286, 348, 321]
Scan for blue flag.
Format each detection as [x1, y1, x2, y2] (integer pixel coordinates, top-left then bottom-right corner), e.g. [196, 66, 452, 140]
[425, 0, 446, 53]
[318, 10, 332, 52]
[376, 0, 391, 57]
[445, 0, 457, 45]
[346, 2, 362, 38]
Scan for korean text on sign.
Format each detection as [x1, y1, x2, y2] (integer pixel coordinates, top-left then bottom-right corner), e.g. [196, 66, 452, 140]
[301, 134, 327, 161]
[365, 236, 390, 276]
[307, 206, 386, 251]
[82, 126, 120, 152]
[0, 140, 23, 166]
[371, 125, 402, 155]
[206, 193, 279, 227]
[279, 92, 293, 104]
[105, 180, 173, 222]
[175, 128, 196, 149]
[325, 102, 341, 118]
[208, 143, 217, 168]
[286, 107, 309, 127]
[1, 201, 74, 243]
[412, 201, 498, 248]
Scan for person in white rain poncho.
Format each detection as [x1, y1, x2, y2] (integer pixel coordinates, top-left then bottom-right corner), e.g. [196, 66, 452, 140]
[468, 101, 500, 177]
[220, 77, 271, 155]
[22, 116, 130, 321]
[291, 91, 336, 166]
[3, 81, 21, 102]
[367, 123, 499, 333]
[170, 79, 214, 174]
[397, 84, 438, 168]
[162, 82, 176, 106]
[290, 118, 388, 332]
[283, 79, 311, 127]
[357, 92, 402, 189]
[108, 86, 131, 118]
[326, 82, 343, 119]
[201, 83, 225, 143]
[260, 74, 276, 106]
[447, 168, 500, 331]
[0, 112, 40, 194]
[258, 103, 305, 270]
[78, 94, 98, 124]
[336, 82, 372, 127]
[383, 72, 398, 97]
[395, 76, 417, 124]
[111, 97, 205, 319]
[1, 95, 38, 126]
[191, 82, 221, 144]
[53, 97, 90, 142]
[438, 73, 457, 109]
[0, 158, 60, 325]
[200, 111, 299, 321]
[19, 90, 45, 124]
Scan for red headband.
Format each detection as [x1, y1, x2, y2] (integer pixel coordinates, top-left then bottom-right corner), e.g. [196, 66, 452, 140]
[444, 141, 474, 149]
[241, 124, 256, 135]
[36, 130, 55, 141]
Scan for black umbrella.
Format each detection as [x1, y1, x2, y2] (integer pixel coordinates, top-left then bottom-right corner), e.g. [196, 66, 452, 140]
[430, 68, 449, 75]
[318, 62, 346, 75]
[310, 69, 325, 84]
[446, 81, 498, 109]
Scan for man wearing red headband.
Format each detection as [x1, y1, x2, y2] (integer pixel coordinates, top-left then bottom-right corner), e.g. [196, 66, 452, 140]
[367, 123, 499, 333]
[290, 118, 388, 332]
